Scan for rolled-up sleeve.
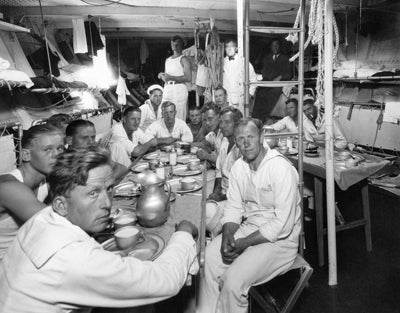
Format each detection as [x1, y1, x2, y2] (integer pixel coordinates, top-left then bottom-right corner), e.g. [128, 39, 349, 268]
[180, 123, 193, 143]
[258, 159, 299, 242]
[220, 163, 245, 225]
[59, 232, 197, 308]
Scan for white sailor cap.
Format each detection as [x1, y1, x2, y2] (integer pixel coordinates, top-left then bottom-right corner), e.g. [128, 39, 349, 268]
[147, 84, 164, 96]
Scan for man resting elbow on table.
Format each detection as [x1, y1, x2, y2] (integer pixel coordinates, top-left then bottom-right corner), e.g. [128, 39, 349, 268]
[108, 106, 158, 167]
[0, 125, 64, 261]
[145, 101, 193, 146]
[197, 118, 301, 313]
[0, 146, 198, 313]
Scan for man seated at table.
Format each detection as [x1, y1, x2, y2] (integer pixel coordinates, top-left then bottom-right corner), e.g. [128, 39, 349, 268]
[270, 98, 315, 142]
[146, 101, 193, 144]
[205, 106, 243, 237]
[197, 118, 301, 313]
[192, 102, 223, 166]
[0, 124, 64, 261]
[139, 84, 163, 131]
[66, 119, 127, 180]
[109, 106, 158, 167]
[214, 86, 229, 109]
[303, 100, 348, 149]
[0, 146, 198, 312]
[188, 106, 206, 142]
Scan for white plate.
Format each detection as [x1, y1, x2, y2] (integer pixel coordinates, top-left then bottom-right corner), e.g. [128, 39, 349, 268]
[176, 182, 203, 194]
[143, 151, 169, 163]
[114, 182, 140, 197]
[177, 155, 197, 164]
[131, 163, 149, 173]
[173, 164, 203, 177]
[304, 152, 320, 158]
[102, 233, 165, 261]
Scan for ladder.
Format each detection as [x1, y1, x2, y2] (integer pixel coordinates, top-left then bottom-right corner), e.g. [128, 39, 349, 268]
[243, 0, 306, 254]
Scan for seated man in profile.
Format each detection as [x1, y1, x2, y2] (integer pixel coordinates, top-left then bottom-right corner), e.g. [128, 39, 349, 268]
[109, 106, 158, 167]
[205, 107, 243, 237]
[139, 84, 163, 131]
[303, 100, 348, 149]
[0, 146, 198, 312]
[188, 106, 206, 143]
[0, 124, 64, 260]
[146, 101, 193, 144]
[197, 118, 301, 313]
[66, 119, 127, 180]
[192, 102, 222, 166]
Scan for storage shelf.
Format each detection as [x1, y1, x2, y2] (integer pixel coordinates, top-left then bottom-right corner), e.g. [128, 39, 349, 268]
[0, 20, 30, 33]
[249, 26, 301, 34]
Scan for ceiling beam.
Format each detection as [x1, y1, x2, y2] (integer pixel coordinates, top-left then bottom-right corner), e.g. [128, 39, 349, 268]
[9, 5, 299, 24]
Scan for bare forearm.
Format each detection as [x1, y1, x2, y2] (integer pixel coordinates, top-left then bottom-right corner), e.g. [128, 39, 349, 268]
[240, 230, 269, 249]
[166, 74, 191, 83]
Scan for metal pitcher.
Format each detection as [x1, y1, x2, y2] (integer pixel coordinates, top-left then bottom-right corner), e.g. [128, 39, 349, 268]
[135, 171, 171, 228]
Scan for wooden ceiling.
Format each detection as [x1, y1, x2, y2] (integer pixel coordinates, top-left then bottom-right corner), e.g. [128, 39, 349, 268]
[0, 0, 391, 38]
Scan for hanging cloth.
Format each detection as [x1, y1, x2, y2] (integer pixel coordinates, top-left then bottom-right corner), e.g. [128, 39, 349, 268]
[116, 75, 130, 105]
[140, 38, 149, 65]
[72, 18, 88, 54]
[85, 21, 104, 57]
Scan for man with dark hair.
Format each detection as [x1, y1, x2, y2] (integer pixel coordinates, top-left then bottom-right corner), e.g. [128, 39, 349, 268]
[188, 106, 205, 142]
[205, 107, 243, 237]
[146, 101, 193, 144]
[158, 35, 192, 121]
[193, 102, 223, 165]
[270, 98, 315, 142]
[0, 124, 64, 260]
[139, 84, 163, 131]
[213, 86, 229, 108]
[253, 38, 293, 121]
[66, 119, 128, 179]
[198, 118, 301, 313]
[66, 119, 96, 148]
[0, 146, 199, 312]
[222, 38, 257, 112]
[109, 106, 158, 167]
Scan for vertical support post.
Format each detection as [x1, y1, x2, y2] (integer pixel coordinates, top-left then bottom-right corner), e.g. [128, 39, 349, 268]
[297, 0, 306, 256]
[237, 0, 244, 58]
[324, 0, 338, 286]
[243, 0, 250, 117]
[17, 123, 23, 166]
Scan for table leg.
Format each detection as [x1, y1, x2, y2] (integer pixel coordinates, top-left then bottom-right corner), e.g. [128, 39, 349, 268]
[314, 177, 325, 267]
[361, 184, 373, 252]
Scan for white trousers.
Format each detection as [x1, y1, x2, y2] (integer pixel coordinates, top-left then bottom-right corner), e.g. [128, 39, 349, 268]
[162, 84, 188, 121]
[197, 226, 298, 313]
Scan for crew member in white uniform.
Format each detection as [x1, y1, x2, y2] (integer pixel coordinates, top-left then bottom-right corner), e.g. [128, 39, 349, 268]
[197, 118, 301, 313]
[139, 84, 163, 131]
[222, 38, 258, 113]
[158, 36, 192, 121]
[0, 124, 64, 260]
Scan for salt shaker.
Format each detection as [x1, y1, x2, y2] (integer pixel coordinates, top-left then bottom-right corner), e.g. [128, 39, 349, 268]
[155, 160, 165, 180]
[169, 148, 177, 166]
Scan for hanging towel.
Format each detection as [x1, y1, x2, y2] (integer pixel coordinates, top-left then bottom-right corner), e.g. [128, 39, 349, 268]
[116, 75, 130, 105]
[140, 38, 149, 65]
[72, 18, 88, 54]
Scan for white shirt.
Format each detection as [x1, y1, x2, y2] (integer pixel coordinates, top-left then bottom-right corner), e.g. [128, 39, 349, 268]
[109, 123, 153, 167]
[222, 54, 257, 110]
[271, 114, 315, 142]
[221, 149, 301, 243]
[146, 118, 193, 143]
[205, 129, 224, 156]
[0, 169, 48, 261]
[139, 100, 159, 131]
[310, 114, 348, 149]
[215, 138, 242, 194]
[0, 206, 197, 313]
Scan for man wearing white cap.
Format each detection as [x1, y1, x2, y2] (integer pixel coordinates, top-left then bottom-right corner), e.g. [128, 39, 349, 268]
[139, 84, 163, 131]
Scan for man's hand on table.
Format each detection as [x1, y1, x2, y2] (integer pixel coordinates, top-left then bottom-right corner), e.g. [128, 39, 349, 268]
[176, 220, 199, 240]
